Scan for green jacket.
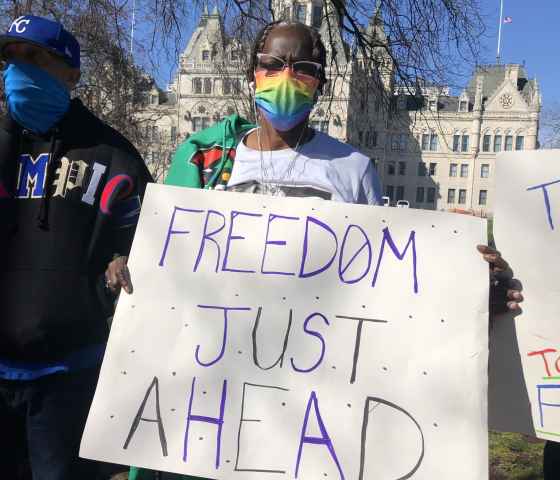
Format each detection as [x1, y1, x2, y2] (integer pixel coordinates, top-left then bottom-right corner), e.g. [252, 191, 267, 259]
[165, 113, 255, 189]
[129, 114, 254, 480]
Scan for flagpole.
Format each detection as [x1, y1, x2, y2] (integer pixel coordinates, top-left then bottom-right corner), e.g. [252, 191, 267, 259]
[496, 0, 504, 64]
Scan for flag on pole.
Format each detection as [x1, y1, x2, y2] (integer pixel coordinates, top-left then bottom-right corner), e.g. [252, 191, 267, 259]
[503, 16, 513, 24]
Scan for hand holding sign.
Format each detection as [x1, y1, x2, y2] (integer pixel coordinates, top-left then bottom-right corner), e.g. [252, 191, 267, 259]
[476, 244, 524, 314]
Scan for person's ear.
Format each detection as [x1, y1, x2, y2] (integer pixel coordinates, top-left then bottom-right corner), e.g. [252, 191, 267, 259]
[246, 68, 255, 92]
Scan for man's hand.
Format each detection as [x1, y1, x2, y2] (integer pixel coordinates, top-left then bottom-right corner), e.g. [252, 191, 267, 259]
[105, 255, 133, 295]
[477, 245, 523, 315]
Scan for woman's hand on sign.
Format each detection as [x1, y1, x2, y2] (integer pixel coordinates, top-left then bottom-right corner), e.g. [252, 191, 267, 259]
[477, 245, 523, 316]
[105, 255, 133, 295]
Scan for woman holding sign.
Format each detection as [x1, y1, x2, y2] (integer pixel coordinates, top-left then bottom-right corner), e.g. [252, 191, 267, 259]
[129, 19, 522, 480]
[164, 22, 382, 204]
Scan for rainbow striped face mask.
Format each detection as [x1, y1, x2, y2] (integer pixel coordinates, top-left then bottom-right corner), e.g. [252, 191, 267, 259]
[254, 54, 321, 131]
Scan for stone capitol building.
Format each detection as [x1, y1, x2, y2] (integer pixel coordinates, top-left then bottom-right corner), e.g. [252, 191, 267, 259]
[139, 0, 541, 215]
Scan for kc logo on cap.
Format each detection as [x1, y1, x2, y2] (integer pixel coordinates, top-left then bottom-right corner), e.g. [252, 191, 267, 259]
[9, 16, 31, 34]
[0, 15, 80, 68]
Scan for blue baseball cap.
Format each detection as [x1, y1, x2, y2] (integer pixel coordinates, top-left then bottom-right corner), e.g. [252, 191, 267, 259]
[0, 15, 80, 68]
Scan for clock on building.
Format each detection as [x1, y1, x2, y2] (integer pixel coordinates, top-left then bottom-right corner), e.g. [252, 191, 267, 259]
[500, 93, 514, 109]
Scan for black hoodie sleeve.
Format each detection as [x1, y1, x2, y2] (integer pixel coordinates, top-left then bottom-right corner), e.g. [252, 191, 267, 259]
[102, 143, 153, 258]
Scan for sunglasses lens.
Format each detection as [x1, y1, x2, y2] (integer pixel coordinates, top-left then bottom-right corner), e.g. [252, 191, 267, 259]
[293, 61, 321, 77]
[257, 54, 284, 74]
[257, 54, 321, 78]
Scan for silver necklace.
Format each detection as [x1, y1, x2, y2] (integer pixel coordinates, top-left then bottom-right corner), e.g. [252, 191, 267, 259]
[256, 125, 307, 196]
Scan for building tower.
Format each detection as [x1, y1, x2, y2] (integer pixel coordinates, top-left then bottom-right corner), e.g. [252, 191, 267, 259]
[271, 0, 331, 29]
[364, 6, 394, 92]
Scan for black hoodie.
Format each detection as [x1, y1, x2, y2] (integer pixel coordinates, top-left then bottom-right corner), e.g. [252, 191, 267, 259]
[0, 99, 152, 363]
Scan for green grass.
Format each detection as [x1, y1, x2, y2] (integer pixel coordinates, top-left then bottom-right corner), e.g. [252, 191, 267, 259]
[490, 431, 544, 479]
[110, 431, 544, 480]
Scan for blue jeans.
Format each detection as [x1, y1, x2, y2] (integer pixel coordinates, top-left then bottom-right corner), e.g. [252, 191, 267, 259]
[0, 367, 100, 480]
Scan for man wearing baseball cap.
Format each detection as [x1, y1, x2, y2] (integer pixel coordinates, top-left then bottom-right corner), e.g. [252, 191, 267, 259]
[0, 15, 152, 479]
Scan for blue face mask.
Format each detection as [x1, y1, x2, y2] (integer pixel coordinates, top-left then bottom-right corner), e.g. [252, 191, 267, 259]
[3, 62, 70, 134]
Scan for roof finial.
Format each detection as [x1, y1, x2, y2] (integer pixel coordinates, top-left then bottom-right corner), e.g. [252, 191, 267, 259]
[372, 0, 382, 25]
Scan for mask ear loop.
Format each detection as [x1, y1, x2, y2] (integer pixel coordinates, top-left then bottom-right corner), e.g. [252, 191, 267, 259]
[251, 71, 267, 190]
[250, 71, 260, 148]
[251, 71, 276, 191]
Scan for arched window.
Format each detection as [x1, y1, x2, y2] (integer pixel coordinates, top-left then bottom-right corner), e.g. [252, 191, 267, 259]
[452, 130, 460, 152]
[482, 129, 491, 152]
[204, 78, 212, 94]
[515, 130, 525, 150]
[493, 130, 503, 152]
[421, 130, 430, 150]
[222, 78, 231, 95]
[294, 3, 306, 23]
[312, 5, 323, 28]
[461, 130, 470, 152]
[429, 130, 438, 151]
[231, 79, 241, 94]
[504, 130, 513, 151]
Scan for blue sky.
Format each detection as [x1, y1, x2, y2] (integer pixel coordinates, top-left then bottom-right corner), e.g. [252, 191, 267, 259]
[144, 1, 559, 109]
[478, 0, 559, 107]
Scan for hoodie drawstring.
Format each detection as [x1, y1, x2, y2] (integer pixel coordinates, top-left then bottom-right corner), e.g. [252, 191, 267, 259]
[37, 131, 58, 230]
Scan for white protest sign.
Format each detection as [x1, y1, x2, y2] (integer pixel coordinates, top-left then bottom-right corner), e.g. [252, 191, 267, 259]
[490, 150, 560, 441]
[81, 184, 489, 479]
